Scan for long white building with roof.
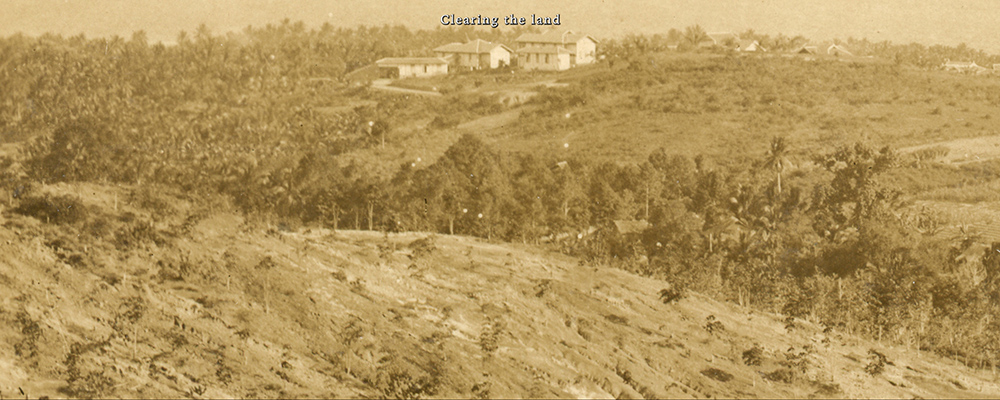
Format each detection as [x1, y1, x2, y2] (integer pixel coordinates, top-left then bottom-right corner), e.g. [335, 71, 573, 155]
[515, 29, 597, 67]
[433, 39, 513, 70]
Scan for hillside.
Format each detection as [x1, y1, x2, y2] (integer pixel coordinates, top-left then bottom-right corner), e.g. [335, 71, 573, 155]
[2, 182, 1000, 399]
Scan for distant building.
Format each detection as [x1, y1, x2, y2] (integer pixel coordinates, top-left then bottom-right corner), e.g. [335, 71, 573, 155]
[737, 39, 766, 52]
[518, 46, 571, 71]
[943, 59, 988, 74]
[375, 57, 449, 78]
[515, 29, 597, 67]
[613, 220, 650, 236]
[790, 43, 853, 57]
[793, 45, 818, 55]
[433, 39, 513, 70]
[826, 43, 854, 57]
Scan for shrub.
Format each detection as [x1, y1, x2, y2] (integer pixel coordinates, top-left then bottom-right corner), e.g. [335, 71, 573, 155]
[128, 186, 175, 217]
[763, 368, 795, 384]
[113, 218, 164, 250]
[865, 348, 887, 376]
[471, 378, 491, 400]
[479, 317, 504, 354]
[742, 344, 764, 366]
[429, 114, 461, 129]
[408, 236, 437, 259]
[704, 315, 724, 334]
[658, 286, 685, 304]
[700, 368, 734, 382]
[373, 366, 440, 400]
[780, 345, 814, 374]
[14, 194, 87, 225]
[14, 311, 42, 358]
[63, 341, 115, 399]
[784, 316, 797, 332]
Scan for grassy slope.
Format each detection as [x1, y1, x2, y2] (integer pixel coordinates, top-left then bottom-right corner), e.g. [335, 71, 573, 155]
[2, 182, 1000, 399]
[337, 55, 1000, 192]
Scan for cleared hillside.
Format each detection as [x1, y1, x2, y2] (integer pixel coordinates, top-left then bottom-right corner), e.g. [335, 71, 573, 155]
[2, 182, 999, 399]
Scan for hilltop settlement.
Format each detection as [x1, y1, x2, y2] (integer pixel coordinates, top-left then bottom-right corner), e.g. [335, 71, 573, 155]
[368, 28, 1000, 80]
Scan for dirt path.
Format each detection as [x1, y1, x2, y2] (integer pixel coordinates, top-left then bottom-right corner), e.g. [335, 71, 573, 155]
[370, 79, 442, 96]
[899, 135, 1000, 164]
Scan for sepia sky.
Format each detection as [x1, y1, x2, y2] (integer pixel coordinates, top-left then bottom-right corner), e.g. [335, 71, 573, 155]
[1, 0, 997, 52]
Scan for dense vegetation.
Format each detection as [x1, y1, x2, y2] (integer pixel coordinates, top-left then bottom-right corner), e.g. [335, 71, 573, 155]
[4, 22, 1000, 375]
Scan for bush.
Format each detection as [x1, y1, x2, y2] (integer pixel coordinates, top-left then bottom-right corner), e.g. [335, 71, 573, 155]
[129, 185, 175, 217]
[373, 366, 440, 400]
[784, 316, 797, 332]
[865, 348, 887, 376]
[429, 114, 461, 129]
[742, 344, 764, 366]
[704, 315, 724, 334]
[14, 311, 42, 359]
[479, 317, 504, 354]
[63, 341, 115, 399]
[14, 194, 87, 225]
[763, 368, 795, 384]
[658, 286, 685, 304]
[408, 236, 437, 259]
[113, 218, 164, 250]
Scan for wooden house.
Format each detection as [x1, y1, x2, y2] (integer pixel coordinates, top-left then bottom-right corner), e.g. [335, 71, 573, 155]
[515, 29, 597, 66]
[375, 57, 449, 78]
[517, 46, 571, 71]
[433, 39, 513, 70]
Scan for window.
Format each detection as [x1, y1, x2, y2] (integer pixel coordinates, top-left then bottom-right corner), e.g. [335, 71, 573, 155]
[545, 54, 550, 64]
[424, 65, 428, 73]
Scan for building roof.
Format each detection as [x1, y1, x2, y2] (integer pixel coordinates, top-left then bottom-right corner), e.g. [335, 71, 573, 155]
[375, 57, 449, 66]
[516, 29, 598, 44]
[517, 45, 572, 55]
[613, 220, 650, 235]
[737, 39, 765, 51]
[826, 43, 854, 56]
[793, 45, 818, 54]
[433, 39, 512, 54]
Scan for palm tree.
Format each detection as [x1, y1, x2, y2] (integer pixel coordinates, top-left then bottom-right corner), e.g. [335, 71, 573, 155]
[765, 136, 789, 195]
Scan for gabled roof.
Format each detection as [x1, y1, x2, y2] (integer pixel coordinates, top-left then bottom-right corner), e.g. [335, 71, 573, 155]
[375, 57, 449, 66]
[613, 220, 650, 235]
[517, 45, 571, 55]
[826, 43, 854, 57]
[433, 39, 512, 54]
[737, 39, 765, 51]
[516, 29, 598, 44]
[791, 42, 855, 56]
[793, 45, 818, 54]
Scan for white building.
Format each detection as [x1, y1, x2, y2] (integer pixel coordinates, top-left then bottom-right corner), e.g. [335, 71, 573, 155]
[375, 57, 449, 78]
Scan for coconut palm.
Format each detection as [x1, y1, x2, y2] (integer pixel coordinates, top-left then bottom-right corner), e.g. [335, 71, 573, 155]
[764, 136, 789, 195]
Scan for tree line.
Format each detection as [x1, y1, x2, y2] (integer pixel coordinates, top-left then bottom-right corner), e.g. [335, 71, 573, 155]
[599, 25, 1000, 71]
